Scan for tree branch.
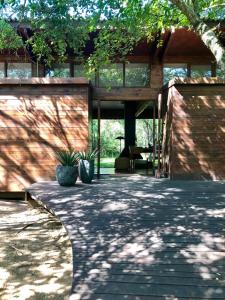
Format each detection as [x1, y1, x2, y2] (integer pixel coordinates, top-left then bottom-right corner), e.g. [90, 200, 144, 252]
[171, 0, 225, 69]
[171, 0, 200, 26]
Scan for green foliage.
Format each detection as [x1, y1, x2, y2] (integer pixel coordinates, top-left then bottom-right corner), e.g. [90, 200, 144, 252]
[78, 149, 98, 161]
[125, 63, 149, 87]
[99, 63, 123, 87]
[0, 20, 23, 50]
[55, 149, 79, 166]
[92, 119, 155, 158]
[136, 119, 154, 147]
[92, 119, 124, 157]
[0, 0, 224, 67]
[163, 65, 187, 84]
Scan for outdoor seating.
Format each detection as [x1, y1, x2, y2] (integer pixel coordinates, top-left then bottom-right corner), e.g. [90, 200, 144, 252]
[114, 156, 130, 171]
[129, 146, 149, 171]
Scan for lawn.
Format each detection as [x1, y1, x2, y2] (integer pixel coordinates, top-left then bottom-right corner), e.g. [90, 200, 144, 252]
[95, 157, 115, 168]
[95, 157, 157, 168]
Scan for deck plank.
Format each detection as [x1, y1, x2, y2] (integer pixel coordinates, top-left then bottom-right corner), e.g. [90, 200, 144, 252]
[27, 176, 225, 299]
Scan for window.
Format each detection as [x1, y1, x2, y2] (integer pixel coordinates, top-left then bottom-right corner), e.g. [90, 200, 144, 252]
[7, 63, 32, 78]
[74, 65, 95, 84]
[191, 65, 211, 78]
[0, 63, 4, 78]
[163, 64, 187, 84]
[125, 63, 149, 87]
[74, 64, 95, 84]
[47, 63, 70, 77]
[99, 63, 123, 87]
[74, 64, 85, 77]
[216, 66, 225, 78]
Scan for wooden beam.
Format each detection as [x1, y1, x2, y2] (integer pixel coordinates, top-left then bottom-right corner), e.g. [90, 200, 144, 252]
[164, 55, 214, 64]
[135, 101, 151, 117]
[160, 31, 173, 62]
[151, 32, 162, 63]
[93, 87, 158, 101]
[0, 77, 89, 85]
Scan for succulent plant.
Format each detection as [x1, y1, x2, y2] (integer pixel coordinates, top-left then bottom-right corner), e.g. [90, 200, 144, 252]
[55, 149, 79, 166]
[78, 149, 98, 161]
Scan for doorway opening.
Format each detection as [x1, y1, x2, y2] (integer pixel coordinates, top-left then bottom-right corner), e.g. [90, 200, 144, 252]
[91, 100, 161, 176]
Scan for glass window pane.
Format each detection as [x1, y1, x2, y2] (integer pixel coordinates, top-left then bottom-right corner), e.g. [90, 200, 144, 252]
[216, 66, 225, 78]
[47, 63, 70, 77]
[125, 63, 149, 87]
[74, 64, 85, 77]
[8, 63, 32, 78]
[191, 65, 211, 78]
[163, 64, 187, 84]
[74, 64, 95, 84]
[99, 64, 123, 87]
[0, 63, 4, 78]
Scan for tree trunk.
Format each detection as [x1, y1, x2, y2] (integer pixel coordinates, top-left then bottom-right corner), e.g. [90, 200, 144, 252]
[195, 23, 225, 71]
[171, 0, 225, 71]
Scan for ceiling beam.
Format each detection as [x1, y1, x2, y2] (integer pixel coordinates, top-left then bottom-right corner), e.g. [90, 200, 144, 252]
[135, 101, 151, 117]
[159, 31, 173, 62]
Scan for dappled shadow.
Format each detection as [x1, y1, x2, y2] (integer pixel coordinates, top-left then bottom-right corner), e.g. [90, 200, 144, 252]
[28, 176, 225, 299]
[0, 199, 72, 299]
[0, 81, 89, 191]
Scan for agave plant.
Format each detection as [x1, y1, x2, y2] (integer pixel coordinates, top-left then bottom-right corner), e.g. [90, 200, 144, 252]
[55, 149, 79, 166]
[78, 149, 98, 161]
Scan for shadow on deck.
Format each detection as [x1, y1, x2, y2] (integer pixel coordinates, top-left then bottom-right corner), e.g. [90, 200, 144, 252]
[27, 175, 225, 299]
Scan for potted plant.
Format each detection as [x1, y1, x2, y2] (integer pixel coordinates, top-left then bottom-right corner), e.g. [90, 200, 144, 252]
[78, 149, 98, 183]
[55, 149, 79, 186]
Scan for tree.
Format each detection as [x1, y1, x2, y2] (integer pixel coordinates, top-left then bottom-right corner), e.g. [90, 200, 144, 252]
[170, 0, 225, 70]
[0, 0, 225, 70]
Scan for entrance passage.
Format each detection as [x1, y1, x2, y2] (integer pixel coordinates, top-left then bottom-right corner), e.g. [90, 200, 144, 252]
[92, 100, 160, 176]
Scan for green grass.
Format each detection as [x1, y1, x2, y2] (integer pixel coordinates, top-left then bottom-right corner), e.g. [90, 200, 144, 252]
[95, 157, 158, 168]
[95, 157, 115, 168]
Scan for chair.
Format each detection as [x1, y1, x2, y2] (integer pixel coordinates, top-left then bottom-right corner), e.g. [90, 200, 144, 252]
[129, 146, 144, 171]
[114, 157, 130, 171]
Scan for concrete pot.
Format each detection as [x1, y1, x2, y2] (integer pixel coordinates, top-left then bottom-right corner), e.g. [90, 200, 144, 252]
[56, 165, 78, 186]
[79, 160, 95, 183]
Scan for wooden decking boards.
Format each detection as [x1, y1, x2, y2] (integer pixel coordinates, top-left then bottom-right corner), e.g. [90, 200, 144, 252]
[27, 175, 225, 299]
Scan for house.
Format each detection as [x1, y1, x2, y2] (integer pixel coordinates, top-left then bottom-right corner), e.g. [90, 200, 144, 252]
[0, 27, 225, 192]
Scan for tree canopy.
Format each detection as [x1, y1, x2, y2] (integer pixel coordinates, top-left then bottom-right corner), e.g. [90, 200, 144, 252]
[0, 0, 225, 70]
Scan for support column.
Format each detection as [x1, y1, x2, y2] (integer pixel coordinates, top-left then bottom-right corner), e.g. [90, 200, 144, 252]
[97, 99, 101, 179]
[124, 101, 137, 150]
[156, 93, 162, 178]
[152, 103, 156, 175]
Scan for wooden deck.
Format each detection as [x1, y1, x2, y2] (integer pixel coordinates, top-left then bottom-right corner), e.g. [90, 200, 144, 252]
[27, 175, 225, 299]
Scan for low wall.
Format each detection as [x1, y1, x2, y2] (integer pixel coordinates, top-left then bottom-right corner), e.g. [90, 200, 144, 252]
[162, 78, 225, 180]
[0, 78, 90, 191]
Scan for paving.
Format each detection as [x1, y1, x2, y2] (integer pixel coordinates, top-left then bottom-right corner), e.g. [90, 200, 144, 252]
[27, 175, 225, 300]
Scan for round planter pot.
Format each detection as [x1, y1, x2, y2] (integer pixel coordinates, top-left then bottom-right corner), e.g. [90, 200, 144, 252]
[56, 165, 78, 186]
[79, 159, 95, 183]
